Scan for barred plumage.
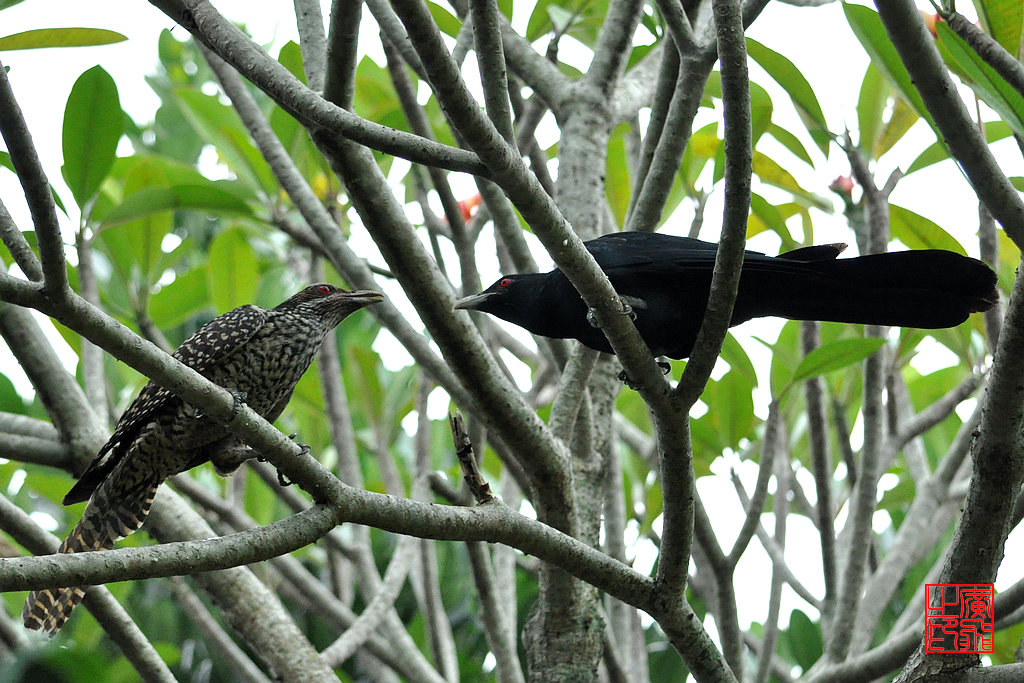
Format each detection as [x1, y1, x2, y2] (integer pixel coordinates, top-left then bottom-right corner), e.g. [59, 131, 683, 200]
[23, 284, 383, 634]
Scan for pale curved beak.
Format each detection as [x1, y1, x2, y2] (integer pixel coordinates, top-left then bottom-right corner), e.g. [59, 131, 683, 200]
[453, 292, 492, 311]
[343, 290, 386, 306]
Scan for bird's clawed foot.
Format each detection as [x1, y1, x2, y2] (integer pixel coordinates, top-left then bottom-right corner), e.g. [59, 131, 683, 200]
[616, 360, 671, 389]
[228, 389, 248, 419]
[616, 370, 639, 390]
[190, 389, 248, 422]
[257, 433, 308, 487]
[586, 302, 636, 329]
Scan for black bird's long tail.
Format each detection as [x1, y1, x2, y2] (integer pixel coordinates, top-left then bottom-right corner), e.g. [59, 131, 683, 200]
[22, 476, 160, 635]
[737, 249, 999, 329]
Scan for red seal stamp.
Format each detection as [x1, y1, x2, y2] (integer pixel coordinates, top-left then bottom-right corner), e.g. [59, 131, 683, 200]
[924, 584, 994, 654]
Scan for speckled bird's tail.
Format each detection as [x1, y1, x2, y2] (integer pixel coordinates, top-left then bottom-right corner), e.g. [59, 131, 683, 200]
[22, 478, 160, 635]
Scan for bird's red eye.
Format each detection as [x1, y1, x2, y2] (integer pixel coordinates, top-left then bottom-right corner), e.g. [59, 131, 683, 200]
[318, 285, 332, 294]
[499, 278, 511, 288]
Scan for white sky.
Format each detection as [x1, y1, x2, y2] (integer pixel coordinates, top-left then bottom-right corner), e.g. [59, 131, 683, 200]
[1, 0, 1019, 645]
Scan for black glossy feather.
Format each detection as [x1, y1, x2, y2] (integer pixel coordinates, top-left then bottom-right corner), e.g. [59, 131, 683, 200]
[455, 232, 998, 359]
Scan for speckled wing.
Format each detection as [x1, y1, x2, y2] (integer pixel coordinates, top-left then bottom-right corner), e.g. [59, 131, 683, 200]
[62, 304, 268, 505]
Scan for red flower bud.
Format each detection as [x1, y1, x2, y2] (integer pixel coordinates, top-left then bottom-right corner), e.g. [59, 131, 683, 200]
[830, 176, 855, 196]
[458, 193, 482, 222]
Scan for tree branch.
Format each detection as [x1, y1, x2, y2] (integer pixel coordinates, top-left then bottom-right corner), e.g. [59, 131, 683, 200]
[0, 303, 107, 466]
[321, 532, 418, 666]
[874, 1, 1024, 249]
[0, 59, 68, 295]
[146, 489, 338, 680]
[469, 0, 516, 144]
[728, 401, 781, 565]
[673, 0, 751, 407]
[152, 0, 487, 176]
[196, 43, 469, 408]
[169, 577, 272, 683]
[802, 320, 837, 626]
[585, 0, 645, 93]
[0, 198, 42, 281]
[0, 494, 176, 681]
[943, 11, 1024, 102]
[321, 0, 359, 106]
[293, 0, 328, 92]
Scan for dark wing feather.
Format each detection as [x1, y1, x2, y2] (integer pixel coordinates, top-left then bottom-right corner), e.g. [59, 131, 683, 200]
[63, 305, 268, 505]
[586, 232, 776, 275]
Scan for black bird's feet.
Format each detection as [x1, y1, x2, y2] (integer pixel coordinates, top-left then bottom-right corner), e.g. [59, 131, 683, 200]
[617, 370, 639, 390]
[616, 360, 671, 389]
[586, 302, 636, 329]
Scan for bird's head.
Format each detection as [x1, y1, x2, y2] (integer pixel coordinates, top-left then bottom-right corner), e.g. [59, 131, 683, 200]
[276, 283, 385, 328]
[454, 274, 534, 320]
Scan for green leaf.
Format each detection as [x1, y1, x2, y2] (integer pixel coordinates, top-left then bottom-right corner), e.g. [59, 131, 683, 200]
[889, 204, 967, 253]
[605, 123, 632, 226]
[148, 267, 211, 328]
[875, 97, 918, 159]
[277, 40, 306, 83]
[61, 66, 123, 208]
[748, 193, 795, 247]
[0, 150, 68, 215]
[787, 609, 823, 670]
[935, 21, 1024, 137]
[857, 62, 887, 156]
[749, 81, 773, 148]
[844, 4, 940, 140]
[767, 123, 814, 166]
[791, 337, 885, 384]
[752, 152, 831, 210]
[107, 153, 248, 189]
[524, 0, 608, 45]
[347, 344, 385, 426]
[353, 56, 421, 139]
[427, 1, 462, 37]
[720, 334, 758, 386]
[526, 0, 562, 41]
[207, 227, 261, 312]
[701, 370, 756, 451]
[93, 158, 176, 291]
[975, 0, 1023, 59]
[175, 89, 276, 194]
[854, 58, 921, 159]
[0, 28, 127, 51]
[99, 184, 252, 227]
[906, 121, 1011, 174]
[747, 38, 830, 153]
[679, 122, 718, 191]
[0, 372, 25, 413]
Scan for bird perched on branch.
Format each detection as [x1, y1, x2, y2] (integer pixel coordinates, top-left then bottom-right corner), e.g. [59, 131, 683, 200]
[23, 284, 383, 635]
[455, 231, 998, 360]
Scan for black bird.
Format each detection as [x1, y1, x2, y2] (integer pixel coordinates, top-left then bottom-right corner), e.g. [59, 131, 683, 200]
[454, 231, 998, 360]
